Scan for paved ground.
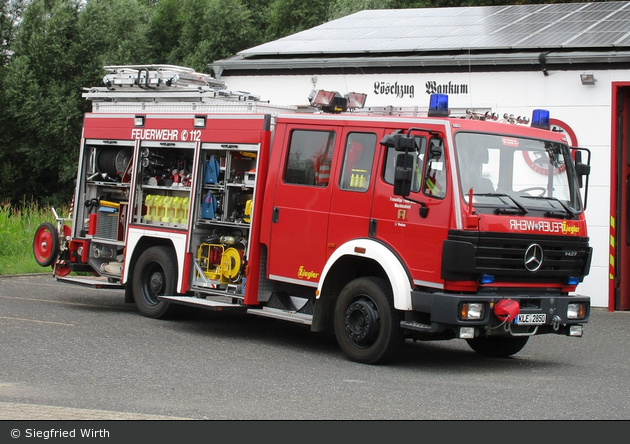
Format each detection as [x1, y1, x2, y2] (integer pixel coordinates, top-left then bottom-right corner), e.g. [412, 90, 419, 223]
[1, 274, 629, 421]
[0, 402, 191, 420]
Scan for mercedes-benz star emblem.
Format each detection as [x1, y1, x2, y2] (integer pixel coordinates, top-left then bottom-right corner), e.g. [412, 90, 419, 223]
[524, 244, 544, 272]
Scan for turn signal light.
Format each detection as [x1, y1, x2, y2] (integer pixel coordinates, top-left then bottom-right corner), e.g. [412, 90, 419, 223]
[567, 303, 586, 320]
[460, 302, 484, 320]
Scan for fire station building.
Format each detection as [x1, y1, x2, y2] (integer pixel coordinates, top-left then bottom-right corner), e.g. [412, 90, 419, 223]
[210, 1, 630, 310]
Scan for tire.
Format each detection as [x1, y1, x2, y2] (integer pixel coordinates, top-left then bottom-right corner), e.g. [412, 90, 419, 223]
[333, 277, 404, 364]
[466, 336, 529, 358]
[33, 222, 60, 268]
[132, 246, 182, 319]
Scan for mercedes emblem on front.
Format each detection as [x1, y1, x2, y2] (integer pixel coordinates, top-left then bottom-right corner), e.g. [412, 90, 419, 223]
[524, 243, 544, 272]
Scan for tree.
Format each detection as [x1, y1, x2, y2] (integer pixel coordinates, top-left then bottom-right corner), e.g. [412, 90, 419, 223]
[1, 0, 25, 65]
[146, 0, 183, 64]
[267, 0, 334, 40]
[176, 0, 259, 72]
[328, 0, 394, 21]
[77, 0, 153, 70]
[1, 0, 83, 205]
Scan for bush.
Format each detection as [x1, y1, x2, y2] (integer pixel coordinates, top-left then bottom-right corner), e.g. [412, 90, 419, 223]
[0, 199, 68, 275]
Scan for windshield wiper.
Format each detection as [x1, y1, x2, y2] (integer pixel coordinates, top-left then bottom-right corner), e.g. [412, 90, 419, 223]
[473, 193, 528, 215]
[518, 195, 577, 218]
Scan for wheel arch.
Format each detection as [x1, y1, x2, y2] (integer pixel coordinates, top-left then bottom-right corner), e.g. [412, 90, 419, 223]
[124, 235, 178, 303]
[311, 239, 412, 333]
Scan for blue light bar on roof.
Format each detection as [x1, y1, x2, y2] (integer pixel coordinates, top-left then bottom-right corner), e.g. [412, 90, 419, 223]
[428, 93, 449, 117]
[531, 109, 550, 130]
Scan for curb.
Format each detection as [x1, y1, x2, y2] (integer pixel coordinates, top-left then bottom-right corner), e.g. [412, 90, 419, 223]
[0, 273, 50, 279]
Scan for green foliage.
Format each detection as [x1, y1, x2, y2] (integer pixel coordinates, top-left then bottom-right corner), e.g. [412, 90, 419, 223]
[0, 199, 64, 275]
[146, 0, 183, 64]
[176, 0, 259, 73]
[267, 0, 334, 40]
[78, 0, 153, 68]
[1, 0, 83, 206]
[328, 0, 394, 21]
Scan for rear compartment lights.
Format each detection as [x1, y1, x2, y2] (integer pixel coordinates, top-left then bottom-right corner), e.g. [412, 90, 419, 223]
[567, 303, 587, 320]
[460, 302, 484, 320]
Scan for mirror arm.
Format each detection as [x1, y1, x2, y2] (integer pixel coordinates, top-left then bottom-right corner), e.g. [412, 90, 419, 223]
[401, 196, 429, 218]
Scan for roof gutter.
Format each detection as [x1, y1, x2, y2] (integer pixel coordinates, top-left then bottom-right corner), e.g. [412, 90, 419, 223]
[211, 50, 630, 78]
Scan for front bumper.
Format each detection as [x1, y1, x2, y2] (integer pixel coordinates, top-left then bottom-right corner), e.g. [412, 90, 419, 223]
[407, 290, 590, 337]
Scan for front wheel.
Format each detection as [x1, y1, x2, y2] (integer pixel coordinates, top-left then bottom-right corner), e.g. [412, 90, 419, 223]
[466, 336, 529, 357]
[333, 277, 403, 364]
[33, 222, 60, 268]
[132, 246, 182, 319]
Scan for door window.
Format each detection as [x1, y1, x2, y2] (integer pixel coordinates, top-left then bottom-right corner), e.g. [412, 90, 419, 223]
[339, 132, 377, 191]
[283, 130, 335, 187]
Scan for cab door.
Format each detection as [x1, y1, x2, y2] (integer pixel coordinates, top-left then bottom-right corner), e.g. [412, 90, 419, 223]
[327, 129, 382, 254]
[370, 130, 453, 285]
[267, 125, 338, 285]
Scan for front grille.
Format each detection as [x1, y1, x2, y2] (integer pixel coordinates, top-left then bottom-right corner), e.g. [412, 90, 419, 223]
[446, 230, 591, 283]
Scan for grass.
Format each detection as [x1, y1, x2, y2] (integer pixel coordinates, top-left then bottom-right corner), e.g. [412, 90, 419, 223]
[0, 199, 69, 275]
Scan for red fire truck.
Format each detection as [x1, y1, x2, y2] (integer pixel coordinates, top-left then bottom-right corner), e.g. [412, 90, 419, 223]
[33, 65, 592, 364]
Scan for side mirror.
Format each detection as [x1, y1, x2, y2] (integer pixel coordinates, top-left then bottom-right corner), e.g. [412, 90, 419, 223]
[571, 147, 591, 210]
[393, 153, 415, 197]
[429, 138, 443, 159]
[393, 151, 429, 218]
[574, 150, 591, 189]
[380, 130, 401, 148]
[380, 130, 418, 152]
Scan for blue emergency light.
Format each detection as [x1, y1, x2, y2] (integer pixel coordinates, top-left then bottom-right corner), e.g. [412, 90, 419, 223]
[531, 109, 550, 130]
[480, 274, 495, 284]
[567, 276, 580, 286]
[428, 93, 449, 117]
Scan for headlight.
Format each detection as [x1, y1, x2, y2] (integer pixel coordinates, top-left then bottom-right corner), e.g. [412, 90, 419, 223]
[567, 303, 586, 320]
[460, 302, 484, 320]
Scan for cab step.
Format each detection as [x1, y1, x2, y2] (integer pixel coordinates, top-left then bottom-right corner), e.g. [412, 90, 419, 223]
[159, 295, 245, 311]
[400, 320, 437, 332]
[247, 307, 313, 325]
[55, 275, 125, 289]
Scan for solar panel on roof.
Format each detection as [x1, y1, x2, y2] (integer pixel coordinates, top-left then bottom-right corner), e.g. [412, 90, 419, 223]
[238, 1, 630, 57]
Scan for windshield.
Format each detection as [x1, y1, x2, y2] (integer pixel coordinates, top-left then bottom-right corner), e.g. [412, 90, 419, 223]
[455, 132, 582, 215]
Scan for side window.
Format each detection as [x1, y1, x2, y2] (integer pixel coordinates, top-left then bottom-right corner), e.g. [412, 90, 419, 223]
[284, 130, 335, 186]
[339, 132, 377, 191]
[423, 138, 447, 199]
[383, 137, 427, 193]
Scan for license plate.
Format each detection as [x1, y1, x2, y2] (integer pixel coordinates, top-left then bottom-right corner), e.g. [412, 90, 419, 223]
[514, 313, 546, 325]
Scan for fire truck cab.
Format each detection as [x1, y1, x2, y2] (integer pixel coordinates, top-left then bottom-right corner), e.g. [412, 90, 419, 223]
[33, 65, 592, 364]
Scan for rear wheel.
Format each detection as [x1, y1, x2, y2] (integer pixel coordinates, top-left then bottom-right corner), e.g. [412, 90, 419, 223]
[33, 222, 59, 268]
[132, 246, 182, 319]
[466, 336, 529, 357]
[333, 277, 403, 364]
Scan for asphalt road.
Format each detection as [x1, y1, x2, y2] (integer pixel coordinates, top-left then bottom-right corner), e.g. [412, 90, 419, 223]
[1, 274, 629, 420]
